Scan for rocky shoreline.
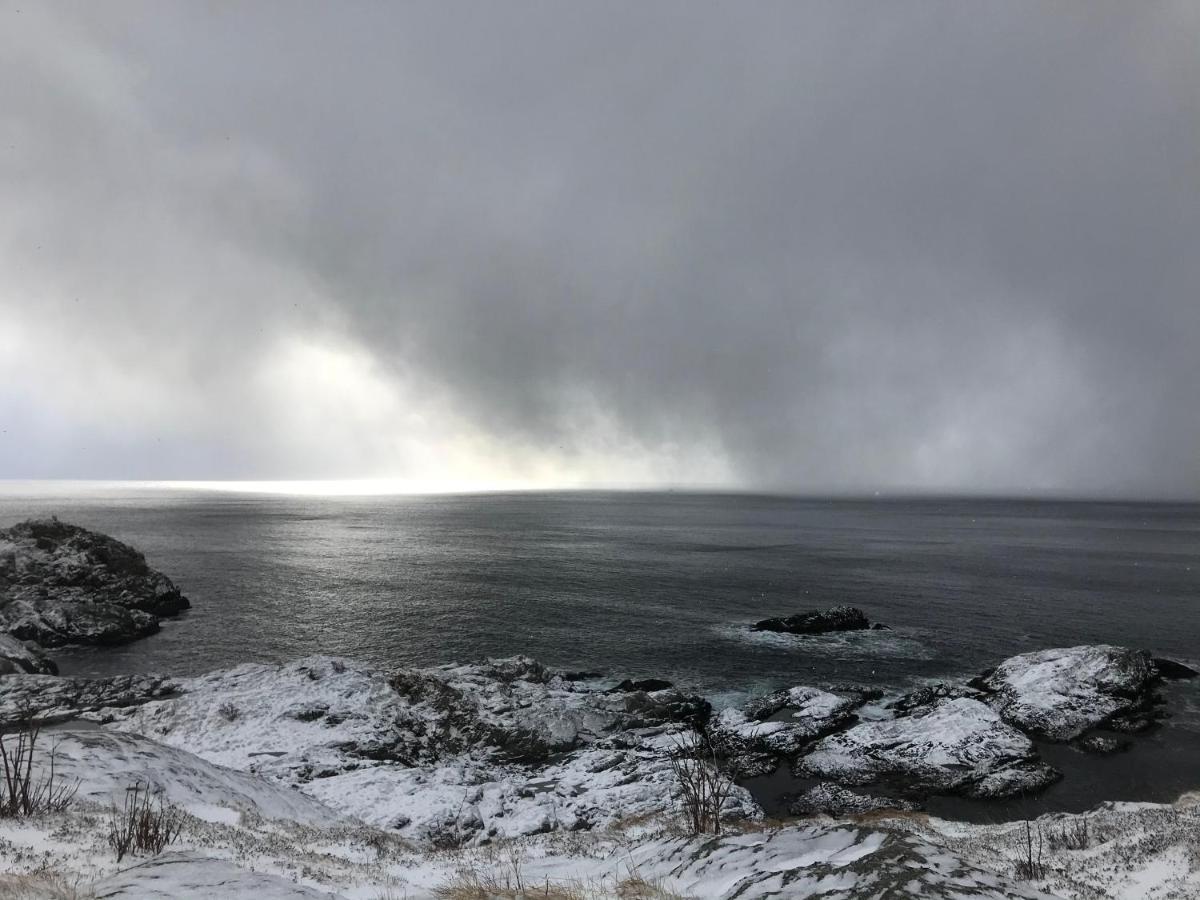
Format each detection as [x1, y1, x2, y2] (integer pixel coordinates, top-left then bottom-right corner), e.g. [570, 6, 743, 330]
[0, 521, 1197, 897]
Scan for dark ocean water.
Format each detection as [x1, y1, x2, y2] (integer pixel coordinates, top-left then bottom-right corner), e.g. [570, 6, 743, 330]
[2, 485, 1198, 817]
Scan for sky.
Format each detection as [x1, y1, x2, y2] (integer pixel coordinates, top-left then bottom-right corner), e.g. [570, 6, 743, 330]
[1, 2, 1198, 496]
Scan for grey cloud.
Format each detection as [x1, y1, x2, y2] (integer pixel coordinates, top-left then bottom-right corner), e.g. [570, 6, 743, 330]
[1, 2, 1198, 494]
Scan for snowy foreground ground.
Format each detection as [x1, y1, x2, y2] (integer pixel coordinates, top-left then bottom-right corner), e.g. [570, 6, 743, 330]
[0, 652, 1197, 899]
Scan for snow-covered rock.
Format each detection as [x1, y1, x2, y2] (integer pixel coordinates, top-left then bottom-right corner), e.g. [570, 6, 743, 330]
[31, 729, 343, 826]
[100, 654, 747, 846]
[0, 519, 189, 647]
[799, 697, 1060, 799]
[93, 852, 347, 899]
[710, 685, 859, 773]
[974, 645, 1159, 741]
[787, 782, 921, 817]
[0, 672, 177, 726]
[625, 825, 1051, 899]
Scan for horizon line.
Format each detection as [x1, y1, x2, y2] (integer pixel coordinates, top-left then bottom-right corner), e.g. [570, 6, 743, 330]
[0, 478, 1197, 503]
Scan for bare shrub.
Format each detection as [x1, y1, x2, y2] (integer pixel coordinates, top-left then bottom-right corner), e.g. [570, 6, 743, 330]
[0, 721, 79, 818]
[216, 701, 240, 722]
[668, 732, 739, 836]
[107, 782, 184, 862]
[1014, 820, 1047, 881]
[1046, 816, 1090, 851]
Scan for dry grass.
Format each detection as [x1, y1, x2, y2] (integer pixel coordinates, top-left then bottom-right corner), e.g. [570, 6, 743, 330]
[613, 873, 689, 899]
[433, 865, 692, 899]
[0, 873, 93, 899]
[849, 809, 932, 827]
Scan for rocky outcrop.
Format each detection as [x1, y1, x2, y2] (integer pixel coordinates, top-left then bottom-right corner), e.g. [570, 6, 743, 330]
[0, 672, 178, 726]
[0, 519, 189, 647]
[711, 685, 860, 774]
[798, 697, 1061, 800]
[786, 782, 921, 817]
[972, 645, 1160, 741]
[752, 604, 879, 634]
[0, 633, 57, 674]
[94, 654, 750, 846]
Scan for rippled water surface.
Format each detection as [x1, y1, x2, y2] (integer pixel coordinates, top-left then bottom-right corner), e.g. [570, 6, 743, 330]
[2, 488, 1196, 689]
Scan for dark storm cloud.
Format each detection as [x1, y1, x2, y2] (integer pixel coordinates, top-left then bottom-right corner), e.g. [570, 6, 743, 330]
[1, 2, 1198, 494]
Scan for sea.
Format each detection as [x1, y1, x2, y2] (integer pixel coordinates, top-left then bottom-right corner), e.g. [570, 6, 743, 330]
[2, 483, 1198, 820]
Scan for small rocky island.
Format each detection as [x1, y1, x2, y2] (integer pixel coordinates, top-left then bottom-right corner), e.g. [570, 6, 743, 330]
[0, 519, 189, 667]
[752, 604, 886, 634]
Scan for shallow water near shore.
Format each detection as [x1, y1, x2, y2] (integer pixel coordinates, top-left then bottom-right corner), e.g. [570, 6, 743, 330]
[2, 484, 1198, 818]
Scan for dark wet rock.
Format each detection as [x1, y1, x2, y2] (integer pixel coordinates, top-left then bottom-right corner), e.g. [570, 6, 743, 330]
[1074, 734, 1131, 754]
[560, 671, 604, 682]
[888, 682, 985, 716]
[752, 605, 874, 635]
[616, 688, 711, 730]
[0, 672, 178, 726]
[972, 645, 1159, 741]
[742, 684, 860, 722]
[606, 677, 674, 694]
[1152, 657, 1199, 680]
[787, 783, 922, 817]
[0, 633, 57, 675]
[798, 697, 1059, 800]
[0, 518, 189, 647]
[713, 686, 861, 773]
[1106, 713, 1160, 734]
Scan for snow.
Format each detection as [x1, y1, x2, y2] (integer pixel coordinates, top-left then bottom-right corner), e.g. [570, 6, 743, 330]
[93, 852, 347, 899]
[801, 697, 1060, 798]
[32, 728, 344, 826]
[1, 648, 1196, 897]
[101, 655, 757, 846]
[977, 645, 1157, 740]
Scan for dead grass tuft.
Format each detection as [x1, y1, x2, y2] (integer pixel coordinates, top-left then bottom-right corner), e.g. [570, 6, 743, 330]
[0, 873, 93, 899]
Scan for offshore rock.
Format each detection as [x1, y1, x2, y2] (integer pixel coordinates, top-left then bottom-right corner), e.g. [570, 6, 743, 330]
[0, 518, 189, 647]
[752, 605, 874, 635]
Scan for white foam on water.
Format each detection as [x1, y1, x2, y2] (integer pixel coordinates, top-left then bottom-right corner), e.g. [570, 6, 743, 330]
[711, 622, 937, 661]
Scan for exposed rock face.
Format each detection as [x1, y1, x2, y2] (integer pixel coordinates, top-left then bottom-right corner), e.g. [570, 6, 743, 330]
[0, 672, 178, 726]
[787, 782, 921, 817]
[972, 645, 1159, 741]
[752, 604, 874, 634]
[606, 677, 673, 693]
[711, 685, 860, 773]
[798, 697, 1060, 800]
[0, 633, 57, 675]
[0, 519, 189, 647]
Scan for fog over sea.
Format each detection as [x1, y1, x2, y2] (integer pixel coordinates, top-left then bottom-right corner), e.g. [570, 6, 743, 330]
[2, 483, 1198, 818]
